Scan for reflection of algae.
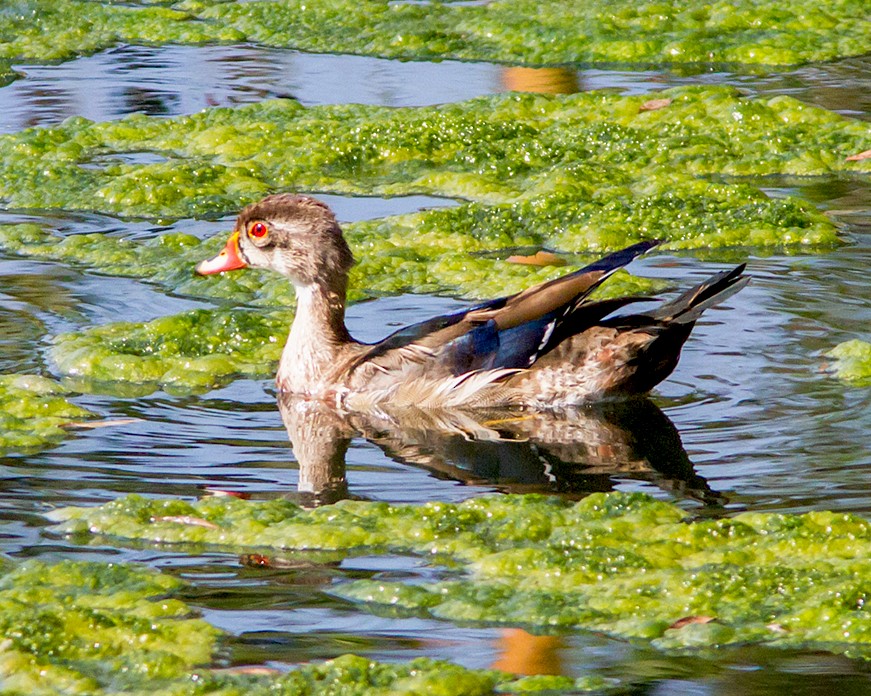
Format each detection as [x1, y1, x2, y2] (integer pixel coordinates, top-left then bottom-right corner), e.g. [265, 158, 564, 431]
[0, 88, 864, 244]
[52, 491, 871, 657]
[0, 374, 93, 451]
[827, 340, 871, 386]
[0, 560, 616, 694]
[2, 0, 871, 67]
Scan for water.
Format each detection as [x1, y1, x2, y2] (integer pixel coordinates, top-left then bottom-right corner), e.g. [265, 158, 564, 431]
[1, 45, 870, 692]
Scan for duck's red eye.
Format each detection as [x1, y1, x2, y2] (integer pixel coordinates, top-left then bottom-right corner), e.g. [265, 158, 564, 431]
[249, 222, 268, 239]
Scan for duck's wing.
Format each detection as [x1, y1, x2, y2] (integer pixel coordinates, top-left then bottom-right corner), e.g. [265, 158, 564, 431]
[346, 240, 659, 378]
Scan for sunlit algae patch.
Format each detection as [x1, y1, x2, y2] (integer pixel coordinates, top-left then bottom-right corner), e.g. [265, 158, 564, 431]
[0, 559, 607, 695]
[0, 374, 93, 451]
[827, 340, 871, 386]
[2, 0, 871, 67]
[0, 558, 219, 694]
[51, 491, 871, 658]
[0, 88, 865, 231]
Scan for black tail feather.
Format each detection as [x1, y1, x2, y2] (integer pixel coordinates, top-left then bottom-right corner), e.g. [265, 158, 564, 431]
[653, 264, 748, 324]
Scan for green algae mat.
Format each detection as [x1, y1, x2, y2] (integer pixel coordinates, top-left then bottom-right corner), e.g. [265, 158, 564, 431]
[827, 340, 871, 386]
[1, 87, 867, 226]
[0, 558, 615, 695]
[50, 491, 871, 659]
[0, 374, 94, 451]
[0, 558, 219, 694]
[1, 0, 870, 69]
[0, 86, 869, 393]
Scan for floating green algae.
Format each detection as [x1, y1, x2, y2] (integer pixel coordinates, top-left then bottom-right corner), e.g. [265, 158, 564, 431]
[202, 0, 871, 67]
[0, 88, 862, 249]
[51, 308, 290, 394]
[0, 374, 94, 451]
[51, 491, 871, 657]
[4, 87, 867, 390]
[0, 0, 243, 63]
[2, 0, 871, 67]
[826, 339, 871, 386]
[152, 655, 618, 696]
[0, 558, 220, 694]
[0, 559, 618, 695]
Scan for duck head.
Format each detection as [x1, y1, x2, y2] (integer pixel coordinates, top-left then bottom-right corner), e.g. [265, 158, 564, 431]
[196, 193, 354, 288]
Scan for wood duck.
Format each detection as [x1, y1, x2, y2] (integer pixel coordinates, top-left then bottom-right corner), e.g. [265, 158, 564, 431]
[197, 193, 748, 409]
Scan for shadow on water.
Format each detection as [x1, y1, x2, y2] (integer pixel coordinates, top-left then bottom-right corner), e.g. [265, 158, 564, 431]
[278, 394, 722, 508]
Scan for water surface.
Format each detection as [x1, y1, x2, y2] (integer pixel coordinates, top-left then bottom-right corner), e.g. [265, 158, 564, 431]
[0, 45, 869, 693]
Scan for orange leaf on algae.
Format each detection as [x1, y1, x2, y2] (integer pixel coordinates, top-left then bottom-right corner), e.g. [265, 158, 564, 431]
[846, 149, 871, 161]
[506, 251, 567, 267]
[640, 98, 673, 112]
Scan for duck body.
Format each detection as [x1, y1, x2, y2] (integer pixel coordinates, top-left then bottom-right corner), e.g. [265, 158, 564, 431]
[197, 194, 748, 409]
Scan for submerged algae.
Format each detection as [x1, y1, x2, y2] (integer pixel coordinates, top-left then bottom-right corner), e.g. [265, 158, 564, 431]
[0, 89, 861, 247]
[0, 374, 93, 451]
[2, 0, 871, 67]
[827, 339, 871, 386]
[52, 491, 871, 656]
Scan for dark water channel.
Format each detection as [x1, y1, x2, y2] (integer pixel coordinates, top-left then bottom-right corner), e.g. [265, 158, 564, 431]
[0, 46, 870, 693]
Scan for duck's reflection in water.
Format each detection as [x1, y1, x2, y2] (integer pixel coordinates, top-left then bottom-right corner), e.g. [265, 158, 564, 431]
[278, 394, 722, 507]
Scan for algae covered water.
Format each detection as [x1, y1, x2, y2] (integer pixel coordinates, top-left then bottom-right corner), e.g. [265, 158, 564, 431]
[0, 35, 869, 695]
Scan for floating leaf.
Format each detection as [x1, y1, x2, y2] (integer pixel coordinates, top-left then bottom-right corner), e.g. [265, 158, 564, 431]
[640, 98, 673, 112]
[506, 250, 567, 266]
